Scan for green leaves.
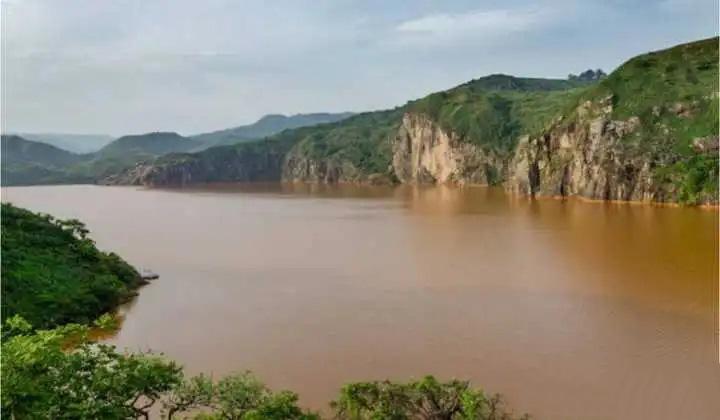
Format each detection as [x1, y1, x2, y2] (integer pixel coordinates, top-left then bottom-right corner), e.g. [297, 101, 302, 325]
[333, 376, 523, 420]
[163, 372, 318, 420]
[1, 203, 141, 328]
[1, 317, 182, 419]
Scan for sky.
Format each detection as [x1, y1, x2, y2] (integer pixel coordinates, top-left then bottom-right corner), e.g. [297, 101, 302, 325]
[1, 0, 717, 136]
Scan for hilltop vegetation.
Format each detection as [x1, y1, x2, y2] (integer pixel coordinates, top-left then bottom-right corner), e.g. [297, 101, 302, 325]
[545, 37, 719, 203]
[1, 203, 141, 328]
[407, 75, 588, 152]
[598, 37, 718, 202]
[286, 75, 590, 175]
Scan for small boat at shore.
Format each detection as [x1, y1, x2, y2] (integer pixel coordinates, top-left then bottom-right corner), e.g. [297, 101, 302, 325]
[140, 269, 159, 280]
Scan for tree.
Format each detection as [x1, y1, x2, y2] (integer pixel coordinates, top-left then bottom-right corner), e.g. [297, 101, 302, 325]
[1, 316, 183, 419]
[163, 372, 318, 419]
[1, 316, 318, 420]
[332, 376, 526, 420]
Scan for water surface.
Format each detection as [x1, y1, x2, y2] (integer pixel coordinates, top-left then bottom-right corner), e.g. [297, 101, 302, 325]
[3, 184, 718, 419]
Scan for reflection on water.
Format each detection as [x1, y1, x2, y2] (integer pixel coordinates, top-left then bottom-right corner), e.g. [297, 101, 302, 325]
[2, 184, 718, 420]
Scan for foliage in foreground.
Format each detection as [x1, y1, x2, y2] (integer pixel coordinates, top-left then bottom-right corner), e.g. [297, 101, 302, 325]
[333, 377, 525, 420]
[0, 316, 524, 419]
[1, 203, 141, 329]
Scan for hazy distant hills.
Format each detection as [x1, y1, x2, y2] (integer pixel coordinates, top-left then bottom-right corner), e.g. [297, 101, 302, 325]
[11, 133, 114, 153]
[1, 135, 91, 185]
[1, 113, 356, 186]
[2, 135, 83, 167]
[191, 112, 355, 148]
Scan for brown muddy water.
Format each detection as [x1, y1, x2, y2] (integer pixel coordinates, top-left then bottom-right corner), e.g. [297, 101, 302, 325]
[2, 184, 718, 419]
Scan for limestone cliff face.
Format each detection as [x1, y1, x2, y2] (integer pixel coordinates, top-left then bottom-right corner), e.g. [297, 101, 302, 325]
[506, 97, 683, 203]
[392, 113, 504, 185]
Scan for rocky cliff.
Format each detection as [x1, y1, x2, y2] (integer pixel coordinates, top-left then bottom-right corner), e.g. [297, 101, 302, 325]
[392, 113, 505, 185]
[506, 96, 657, 201]
[505, 101, 718, 204]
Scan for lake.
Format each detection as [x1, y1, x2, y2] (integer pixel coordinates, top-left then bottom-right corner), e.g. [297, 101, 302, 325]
[2, 184, 718, 419]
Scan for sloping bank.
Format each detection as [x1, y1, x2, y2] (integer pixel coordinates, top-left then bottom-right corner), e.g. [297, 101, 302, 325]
[1, 203, 143, 329]
[104, 38, 719, 205]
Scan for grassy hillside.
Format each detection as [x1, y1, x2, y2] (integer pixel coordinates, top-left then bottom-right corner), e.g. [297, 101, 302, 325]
[563, 37, 719, 203]
[289, 109, 404, 175]
[278, 76, 590, 173]
[407, 75, 588, 153]
[1, 204, 141, 328]
[191, 112, 355, 148]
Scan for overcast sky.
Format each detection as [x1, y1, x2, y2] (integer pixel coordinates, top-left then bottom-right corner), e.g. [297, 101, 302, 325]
[1, 0, 717, 136]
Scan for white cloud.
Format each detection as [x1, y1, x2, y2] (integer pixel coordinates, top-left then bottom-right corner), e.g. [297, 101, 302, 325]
[396, 8, 544, 40]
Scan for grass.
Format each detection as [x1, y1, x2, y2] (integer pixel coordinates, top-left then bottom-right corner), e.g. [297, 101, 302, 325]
[582, 37, 719, 203]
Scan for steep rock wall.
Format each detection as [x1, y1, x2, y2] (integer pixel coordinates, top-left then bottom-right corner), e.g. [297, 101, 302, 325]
[505, 97, 704, 203]
[392, 113, 504, 185]
[282, 149, 392, 185]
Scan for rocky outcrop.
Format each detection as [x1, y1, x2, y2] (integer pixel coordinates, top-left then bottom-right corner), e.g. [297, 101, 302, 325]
[282, 150, 364, 184]
[506, 97, 680, 203]
[102, 142, 288, 186]
[392, 114, 504, 185]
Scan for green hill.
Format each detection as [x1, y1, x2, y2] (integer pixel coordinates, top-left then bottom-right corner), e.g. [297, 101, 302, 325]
[0, 203, 142, 328]
[517, 36, 718, 203]
[1, 135, 83, 167]
[96, 131, 201, 159]
[1, 132, 203, 186]
[1, 135, 93, 186]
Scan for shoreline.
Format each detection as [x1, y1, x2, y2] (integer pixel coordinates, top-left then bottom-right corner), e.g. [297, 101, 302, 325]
[3, 180, 719, 210]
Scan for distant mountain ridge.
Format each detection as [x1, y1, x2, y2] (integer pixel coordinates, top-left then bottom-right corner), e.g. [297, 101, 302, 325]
[96, 132, 200, 158]
[1, 135, 91, 185]
[9, 133, 114, 153]
[1, 135, 82, 167]
[1, 113, 356, 186]
[191, 112, 354, 147]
